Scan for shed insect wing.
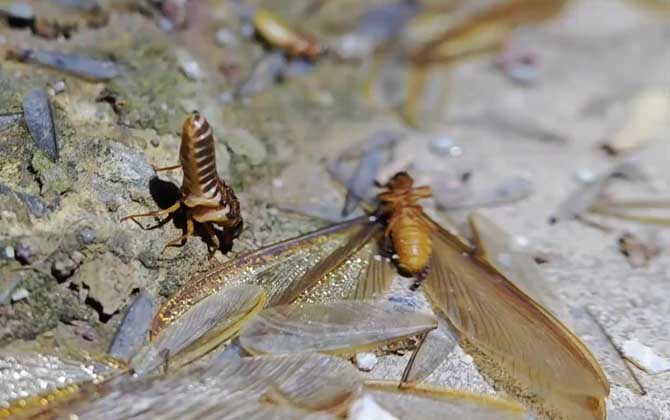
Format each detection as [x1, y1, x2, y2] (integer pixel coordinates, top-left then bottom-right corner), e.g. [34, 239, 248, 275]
[153, 216, 388, 337]
[423, 218, 609, 419]
[363, 381, 527, 420]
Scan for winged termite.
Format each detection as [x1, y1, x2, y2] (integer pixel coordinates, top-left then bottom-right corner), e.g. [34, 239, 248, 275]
[363, 381, 527, 420]
[253, 8, 323, 60]
[601, 88, 670, 156]
[550, 162, 649, 226]
[121, 112, 243, 257]
[153, 171, 609, 419]
[239, 300, 437, 356]
[364, 0, 569, 127]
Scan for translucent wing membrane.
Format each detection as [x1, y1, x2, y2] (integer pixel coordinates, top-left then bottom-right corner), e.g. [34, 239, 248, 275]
[57, 354, 360, 420]
[363, 381, 527, 420]
[239, 301, 437, 356]
[131, 284, 266, 376]
[423, 217, 609, 419]
[401, 327, 457, 384]
[469, 212, 572, 324]
[153, 216, 378, 337]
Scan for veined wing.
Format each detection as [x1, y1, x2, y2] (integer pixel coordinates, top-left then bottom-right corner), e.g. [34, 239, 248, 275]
[153, 216, 394, 337]
[363, 381, 527, 420]
[422, 217, 609, 420]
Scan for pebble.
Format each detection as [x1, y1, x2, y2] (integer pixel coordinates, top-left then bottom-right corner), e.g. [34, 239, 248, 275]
[0, 113, 23, 133]
[52, 256, 78, 280]
[215, 28, 239, 48]
[150, 137, 160, 147]
[622, 339, 670, 374]
[11, 288, 29, 302]
[8, 2, 34, 20]
[2, 246, 15, 259]
[349, 395, 398, 420]
[78, 227, 96, 245]
[176, 50, 205, 81]
[51, 80, 66, 94]
[12, 49, 125, 81]
[429, 136, 463, 157]
[575, 169, 597, 184]
[14, 241, 34, 264]
[70, 251, 85, 266]
[354, 352, 378, 372]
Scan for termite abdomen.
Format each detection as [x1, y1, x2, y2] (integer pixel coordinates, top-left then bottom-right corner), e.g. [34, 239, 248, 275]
[122, 112, 242, 257]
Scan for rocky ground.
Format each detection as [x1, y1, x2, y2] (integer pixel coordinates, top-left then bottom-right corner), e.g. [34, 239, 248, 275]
[0, 0, 669, 418]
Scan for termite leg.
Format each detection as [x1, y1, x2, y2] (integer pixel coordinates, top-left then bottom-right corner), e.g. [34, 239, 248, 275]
[399, 330, 430, 388]
[120, 201, 181, 226]
[153, 164, 182, 172]
[162, 216, 195, 253]
[203, 223, 221, 259]
[410, 265, 431, 291]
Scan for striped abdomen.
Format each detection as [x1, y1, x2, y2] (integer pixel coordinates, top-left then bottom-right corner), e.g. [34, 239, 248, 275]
[390, 212, 432, 275]
[179, 113, 221, 208]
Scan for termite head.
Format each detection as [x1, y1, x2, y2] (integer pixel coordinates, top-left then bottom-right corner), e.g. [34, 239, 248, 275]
[385, 171, 415, 191]
[182, 111, 207, 139]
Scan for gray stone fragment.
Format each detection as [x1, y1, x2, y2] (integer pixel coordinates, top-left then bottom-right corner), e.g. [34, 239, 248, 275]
[23, 88, 58, 162]
[108, 291, 155, 361]
[12, 50, 125, 81]
[0, 113, 22, 132]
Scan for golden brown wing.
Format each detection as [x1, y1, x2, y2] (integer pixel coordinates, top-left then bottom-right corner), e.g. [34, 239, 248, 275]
[153, 217, 374, 337]
[422, 218, 609, 420]
[272, 222, 381, 305]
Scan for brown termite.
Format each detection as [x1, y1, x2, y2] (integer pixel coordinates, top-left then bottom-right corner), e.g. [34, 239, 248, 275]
[121, 112, 242, 257]
[253, 8, 323, 60]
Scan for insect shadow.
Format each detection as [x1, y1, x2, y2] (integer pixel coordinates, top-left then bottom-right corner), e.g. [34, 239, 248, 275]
[144, 176, 237, 254]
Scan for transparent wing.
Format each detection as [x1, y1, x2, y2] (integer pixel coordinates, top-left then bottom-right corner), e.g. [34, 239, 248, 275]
[423, 218, 609, 420]
[239, 301, 436, 356]
[153, 216, 373, 337]
[401, 326, 457, 384]
[272, 223, 381, 305]
[131, 284, 266, 376]
[363, 381, 527, 420]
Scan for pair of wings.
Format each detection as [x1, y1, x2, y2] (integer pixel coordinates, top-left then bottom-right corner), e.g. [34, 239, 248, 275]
[154, 213, 609, 420]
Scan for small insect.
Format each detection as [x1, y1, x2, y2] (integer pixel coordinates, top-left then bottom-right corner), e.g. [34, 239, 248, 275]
[121, 112, 242, 256]
[252, 8, 323, 59]
[153, 171, 609, 420]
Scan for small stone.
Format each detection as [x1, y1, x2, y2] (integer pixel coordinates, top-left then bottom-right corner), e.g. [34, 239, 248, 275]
[354, 352, 378, 372]
[215, 28, 239, 48]
[176, 50, 205, 81]
[225, 128, 267, 165]
[150, 137, 160, 147]
[349, 395, 398, 420]
[575, 169, 597, 184]
[9, 2, 34, 20]
[11, 288, 29, 302]
[2, 246, 15, 259]
[622, 339, 670, 374]
[78, 227, 96, 245]
[52, 256, 78, 280]
[15, 241, 35, 264]
[429, 136, 462, 157]
[70, 251, 85, 266]
[51, 80, 66, 94]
